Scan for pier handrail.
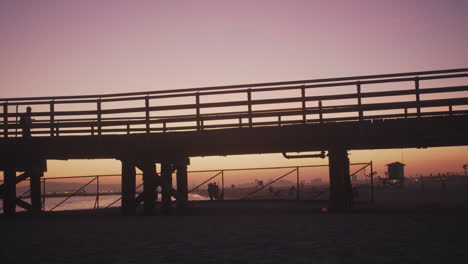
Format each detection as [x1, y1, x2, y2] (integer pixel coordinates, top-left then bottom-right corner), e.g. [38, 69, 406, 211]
[1, 68, 468, 137]
[2, 68, 467, 102]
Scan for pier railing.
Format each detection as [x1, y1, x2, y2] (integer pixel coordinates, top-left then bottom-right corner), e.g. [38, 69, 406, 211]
[1, 68, 467, 137]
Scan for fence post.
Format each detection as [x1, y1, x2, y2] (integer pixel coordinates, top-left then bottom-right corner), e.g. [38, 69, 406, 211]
[42, 178, 46, 211]
[3, 103, 8, 138]
[357, 81, 363, 121]
[50, 101, 55, 137]
[296, 166, 300, 201]
[221, 170, 225, 200]
[247, 89, 252, 128]
[415, 77, 421, 118]
[96, 176, 99, 209]
[370, 161, 374, 204]
[97, 99, 102, 136]
[301, 86, 306, 125]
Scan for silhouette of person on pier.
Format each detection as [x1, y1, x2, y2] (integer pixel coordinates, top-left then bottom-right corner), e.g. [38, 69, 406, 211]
[20, 106, 33, 138]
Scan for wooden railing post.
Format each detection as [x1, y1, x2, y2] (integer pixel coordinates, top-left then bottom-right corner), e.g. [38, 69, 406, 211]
[97, 99, 102, 136]
[127, 121, 130, 135]
[319, 100, 323, 124]
[196, 93, 201, 131]
[357, 81, 363, 121]
[15, 105, 18, 137]
[247, 89, 252, 128]
[145, 96, 150, 134]
[3, 102, 7, 138]
[415, 77, 421, 118]
[50, 101, 55, 137]
[301, 86, 306, 125]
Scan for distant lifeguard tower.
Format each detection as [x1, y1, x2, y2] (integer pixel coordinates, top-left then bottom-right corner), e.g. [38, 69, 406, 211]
[378, 162, 405, 187]
[387, 162, 405, 180]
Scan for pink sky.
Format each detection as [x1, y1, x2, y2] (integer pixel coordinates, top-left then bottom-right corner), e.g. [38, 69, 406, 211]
[1, 0, 467, 180]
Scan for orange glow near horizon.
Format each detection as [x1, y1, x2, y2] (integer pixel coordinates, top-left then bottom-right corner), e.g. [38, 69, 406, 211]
[2, 145, 465, 186]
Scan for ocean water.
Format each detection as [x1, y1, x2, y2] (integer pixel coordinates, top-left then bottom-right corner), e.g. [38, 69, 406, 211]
[1, 193, 208, 213]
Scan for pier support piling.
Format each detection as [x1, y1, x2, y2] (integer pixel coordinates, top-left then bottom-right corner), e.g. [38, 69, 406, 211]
[176, 163, 188, 205]
[121, 160, 136, 216]
[328, 146, 353, 211]
[141, 161, 157, 215]
[161, 163, 174, 211]
[3, 168, 16, 216]
[29, 169, 43, 215]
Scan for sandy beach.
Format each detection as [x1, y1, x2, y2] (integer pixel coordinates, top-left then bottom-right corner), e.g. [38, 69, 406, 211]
[2, 177, 468, 263]
[2, 200, 468, 264]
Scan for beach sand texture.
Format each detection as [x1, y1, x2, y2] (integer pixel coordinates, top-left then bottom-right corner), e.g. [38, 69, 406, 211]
[1, 203, 468, 263]
[1, 177, 468, 263]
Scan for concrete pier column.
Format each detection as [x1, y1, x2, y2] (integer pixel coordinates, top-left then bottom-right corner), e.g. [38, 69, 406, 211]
[121, 160, 136, 216]
[3, 168, 16, 216]
[176, 164, 188, 203]
[328, 145, 353, 211]
[161, 163, 173, 210]
[142, 161, 156, 215]
[29, 170, 43, 215]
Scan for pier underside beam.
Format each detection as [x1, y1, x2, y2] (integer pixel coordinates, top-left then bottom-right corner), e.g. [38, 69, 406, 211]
[328, 145, 353, 211]
[121, 160, 136, 216]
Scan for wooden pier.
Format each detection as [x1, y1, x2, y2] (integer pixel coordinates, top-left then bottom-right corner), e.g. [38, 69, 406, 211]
[1, 68, 468, 215]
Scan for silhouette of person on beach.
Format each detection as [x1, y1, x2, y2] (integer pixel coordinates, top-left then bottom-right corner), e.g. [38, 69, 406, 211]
[20, 106, 33, 138]
[208, 183, 214, 200]
[441, 178, 446, 191]
[213, 182, 219, 200]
